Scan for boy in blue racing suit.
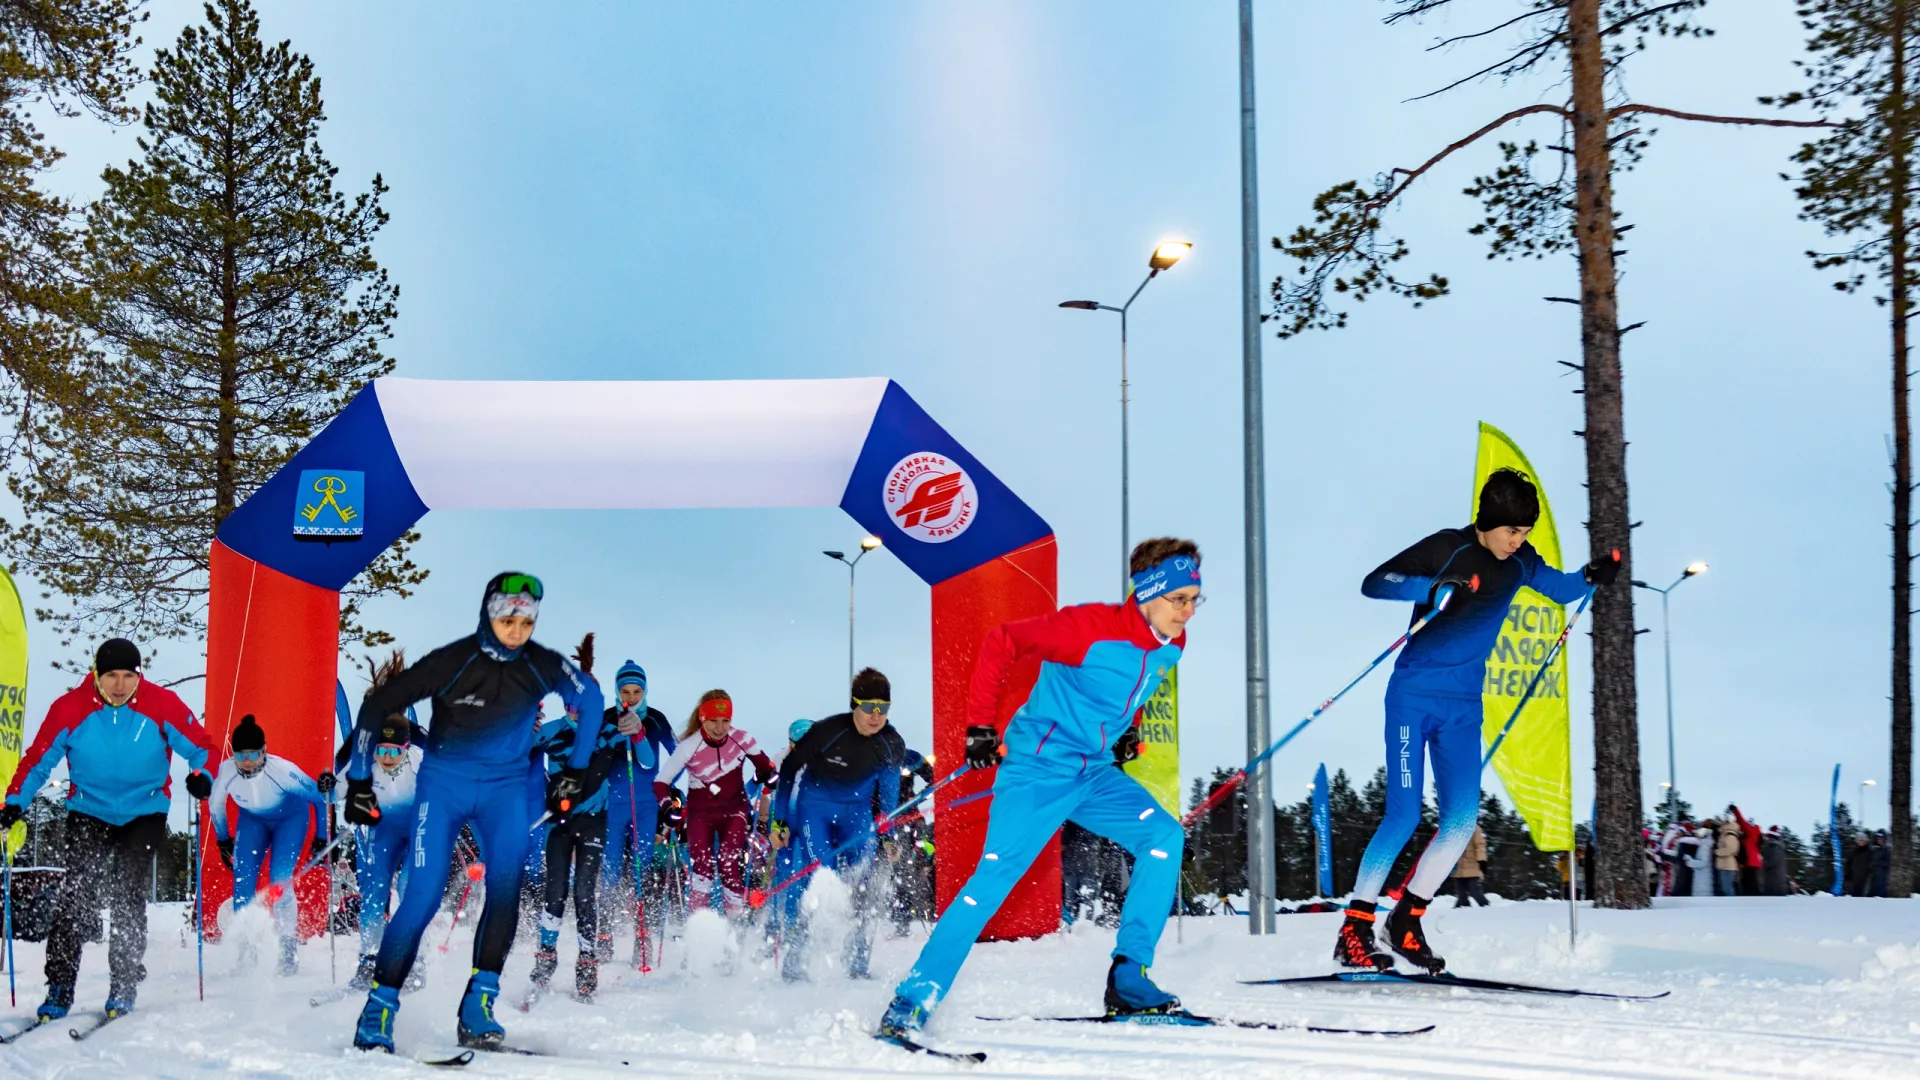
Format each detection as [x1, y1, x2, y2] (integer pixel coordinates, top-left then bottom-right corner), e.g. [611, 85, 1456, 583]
[878, 538, 1203, 1040]
[1333, 468, 1618, 973]
[345, 573, 604, 1053]
[771, 668, 905, 982]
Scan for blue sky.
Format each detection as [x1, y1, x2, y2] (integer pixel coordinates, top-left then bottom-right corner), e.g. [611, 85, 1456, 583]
[21, 1, 1898, 837]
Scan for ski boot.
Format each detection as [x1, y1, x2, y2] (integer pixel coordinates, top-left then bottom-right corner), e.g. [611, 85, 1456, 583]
[36, 984, 73, 1022]
[277, 936, 299, 976]
[529, 947, 559, 989]
[348, 954, 377, 991]
[354, 985, 401, 1053]
[876, 994, 927, 1039]
[103, 978, 137, 1019]
[456, 971, 506, 1049]
[1104, 956, 1180, 1016]
[575, 955, 598, 1001]
[1385, 893, 1446, 973]
[1334, 899, 1396, 971]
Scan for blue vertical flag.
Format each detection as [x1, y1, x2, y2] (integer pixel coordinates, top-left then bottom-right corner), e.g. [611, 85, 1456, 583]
[1312, 763, 1333, 898]
[1830, 763, 1843, 894]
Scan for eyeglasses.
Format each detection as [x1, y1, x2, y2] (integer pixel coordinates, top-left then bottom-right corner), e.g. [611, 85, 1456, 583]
[853, 699, 892, 716]
[497, 573, 543, 599]
[1160, 592, 1206, 612]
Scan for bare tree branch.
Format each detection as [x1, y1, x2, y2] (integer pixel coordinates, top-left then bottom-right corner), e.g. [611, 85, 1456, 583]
[1608, 103, 1835, 129]
[1381, 103, 1571, 205]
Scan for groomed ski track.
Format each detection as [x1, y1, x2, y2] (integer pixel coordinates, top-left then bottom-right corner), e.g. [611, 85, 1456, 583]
[1, 895, 1915, 1078]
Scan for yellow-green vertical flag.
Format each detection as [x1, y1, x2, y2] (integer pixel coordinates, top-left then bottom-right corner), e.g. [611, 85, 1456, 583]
[1126, 667, 1180, 815]
[0, 566, 26, 859]
[1473, 423, 1574, 851]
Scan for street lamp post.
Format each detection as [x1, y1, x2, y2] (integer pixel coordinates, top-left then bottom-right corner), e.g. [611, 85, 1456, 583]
[823, 536, 882, 688]
[1861, 778, 1878, 830]
[1060, 240, 1191, 594]
[1631, 561, 1708, 826]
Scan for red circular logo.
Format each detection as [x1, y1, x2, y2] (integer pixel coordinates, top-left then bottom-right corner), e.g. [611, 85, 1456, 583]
[883, 452, 977, 544]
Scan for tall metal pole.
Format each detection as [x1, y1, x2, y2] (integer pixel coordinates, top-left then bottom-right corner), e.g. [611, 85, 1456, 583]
[847, 558, 858, 688]
[1238, 0, 1276, 935]
[1661, 589, 1676, 825]
[1120, 306, 1130, 590]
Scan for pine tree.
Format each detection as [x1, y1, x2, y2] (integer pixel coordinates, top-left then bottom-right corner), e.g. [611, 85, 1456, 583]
[1268, 0, 1829, 908]
[0, 2, 143, 494]
[1651, 787, 1696, 830]
[1768, 0, 1920, 899]
[7, 0, 422, 661]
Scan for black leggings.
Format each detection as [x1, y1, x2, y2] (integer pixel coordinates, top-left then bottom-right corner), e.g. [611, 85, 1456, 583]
[542, 812, 606, 947]
[46, 812, 164, 990]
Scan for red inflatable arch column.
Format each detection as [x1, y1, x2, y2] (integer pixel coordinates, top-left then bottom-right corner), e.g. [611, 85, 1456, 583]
[931, 536, 1058, 940]
[201, 540, 340, 939]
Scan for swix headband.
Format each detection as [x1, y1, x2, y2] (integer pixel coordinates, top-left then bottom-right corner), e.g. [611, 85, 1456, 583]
[1131, 555, 1201, 604]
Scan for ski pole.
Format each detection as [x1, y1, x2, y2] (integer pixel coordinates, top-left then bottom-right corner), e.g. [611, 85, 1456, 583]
[1181, 582, 1470, 830]
[326, 803, 338, 984]
[749, 763, 971, 909]
[622, 744, 652, 971]
[438, 862, 484, 954]
[193, 798, 205, 1002]
[1482, 586, 1597, 767]
[4, 825, 15, 1008]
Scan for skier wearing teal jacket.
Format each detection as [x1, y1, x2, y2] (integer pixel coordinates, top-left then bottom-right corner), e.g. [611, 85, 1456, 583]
[879, 538, 1203, 1041]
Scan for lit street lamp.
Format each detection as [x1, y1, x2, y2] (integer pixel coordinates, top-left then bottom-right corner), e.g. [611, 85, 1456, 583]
[1060, 240, 1192, 593]
[1860, 778, 1877, 830]
[1632, 561, 1709, 826]
[824, 537, 882, 688]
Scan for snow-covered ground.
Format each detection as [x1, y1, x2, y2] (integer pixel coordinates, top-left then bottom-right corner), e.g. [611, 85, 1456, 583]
[3, 891, 1918, 1078]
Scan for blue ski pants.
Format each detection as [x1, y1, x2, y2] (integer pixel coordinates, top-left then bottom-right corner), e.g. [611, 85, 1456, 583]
[894, 756, 1182, 1013]
[600, 764, 659, 893]
[782, 794, 879, 978]
[354, 810, 415, 955]
[232, 806, 313, 937]
[1352, 687, 1485, 903]
[373, 767, 532, 988]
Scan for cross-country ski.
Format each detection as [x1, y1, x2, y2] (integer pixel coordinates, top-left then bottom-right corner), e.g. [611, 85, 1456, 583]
[1243, 970, 1672, 1001]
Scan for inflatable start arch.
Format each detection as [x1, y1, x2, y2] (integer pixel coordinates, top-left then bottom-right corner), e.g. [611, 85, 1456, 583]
[202, 377, 1059, 940]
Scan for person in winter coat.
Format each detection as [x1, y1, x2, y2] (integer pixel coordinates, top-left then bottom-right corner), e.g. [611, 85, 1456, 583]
[598, 658, 675, 963]
[1657, 825, 1685, 897]
[1449, 825, 1490, 907]
[1729, 806, 1763, 896]
[1713, 820, 1741, 896]
[1844, 835, 1874, 896]
[1686, 825, 1716, 897]
[1761, 826, 1789, 897]
[654, 690, 776, 917]
[208, 714, 330, 975]
[1, 639, 214, 1021]
[880, 537, 1205, 1040]
[770, 666, 907, 981]
[1871, 831, 1892, 897]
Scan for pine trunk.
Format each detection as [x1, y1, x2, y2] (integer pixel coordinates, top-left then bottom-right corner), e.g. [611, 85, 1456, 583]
[1568, 0, 1647, 909]
[1889, 1, 1914, 900]
[215, 80, 238, 527]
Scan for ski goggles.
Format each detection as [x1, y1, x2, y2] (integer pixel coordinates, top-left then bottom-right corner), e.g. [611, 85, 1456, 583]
[373, 744, 407, 761]
[231, 749, 265, 765]
[697, 698, 733, 723]
[485, 575, 542, 621]
[852, 698, 892, 716]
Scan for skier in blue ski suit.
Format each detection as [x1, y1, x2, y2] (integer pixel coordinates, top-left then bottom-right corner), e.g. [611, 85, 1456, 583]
[771, 668, 905, 982]
[597, 659, 674, 963]
[346, 573, 604, 1053]
[208, 713, 329, 976]
[330, 705, 425, 990]
[1334, 468, 1617, 974]
[879, 540, 1204, 1040]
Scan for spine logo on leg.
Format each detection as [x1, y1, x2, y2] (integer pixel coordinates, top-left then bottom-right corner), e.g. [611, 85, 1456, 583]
[884, 453, 977, 544]
[1398, 727, 1412, 789]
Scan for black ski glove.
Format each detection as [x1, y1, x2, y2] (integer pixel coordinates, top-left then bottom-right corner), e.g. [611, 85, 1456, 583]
[0, 804, 20, 829]
[1428, 572, 1479, 608]
[343, 776, 381, 826]
[548, 768, 587, 817]
[1583, 549, 1622, 586]
[315, 770, 336, 795]
[1112, 727, 1143, 766]
[184, 770, 212, 800]
[216, 837, 234, 870]
[965, 725, 1003, 770]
